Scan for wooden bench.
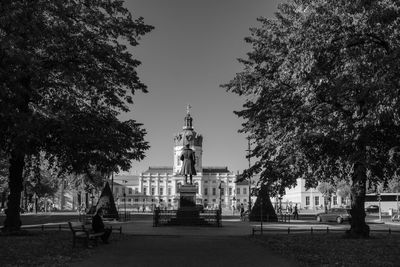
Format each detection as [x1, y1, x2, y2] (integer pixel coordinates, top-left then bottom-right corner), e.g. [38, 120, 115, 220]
[68, 221, 104, 248]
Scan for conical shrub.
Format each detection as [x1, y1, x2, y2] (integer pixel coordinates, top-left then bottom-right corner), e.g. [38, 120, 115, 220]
[249, 184, 278, 222]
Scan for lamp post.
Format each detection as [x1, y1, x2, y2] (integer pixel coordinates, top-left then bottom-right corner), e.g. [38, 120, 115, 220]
[123, 180, 127, 221]
[219, 181, 222, 211]
[377, 193, 382, 221]
[33, 193, 38, 214]
[246, 136, 252, 212]
[111, 172, 114, 197]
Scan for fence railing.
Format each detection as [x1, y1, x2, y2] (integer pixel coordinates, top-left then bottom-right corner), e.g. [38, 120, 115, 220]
[153, 209, 221, 227]
[252, 226, 400, 236]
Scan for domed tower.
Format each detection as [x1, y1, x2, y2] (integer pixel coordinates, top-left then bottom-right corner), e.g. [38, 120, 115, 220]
[173, 105, 203, 174]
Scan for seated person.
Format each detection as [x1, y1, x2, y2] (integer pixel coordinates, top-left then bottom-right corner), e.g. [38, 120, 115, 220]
[92, 208, 112, 244]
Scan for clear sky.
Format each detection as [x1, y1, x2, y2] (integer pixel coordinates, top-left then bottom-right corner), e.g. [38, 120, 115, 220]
[121, 0, 282, 174]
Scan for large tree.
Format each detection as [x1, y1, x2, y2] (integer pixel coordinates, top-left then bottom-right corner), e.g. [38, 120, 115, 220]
[0, 0, 152, 232]
[224, 0, 400, 237]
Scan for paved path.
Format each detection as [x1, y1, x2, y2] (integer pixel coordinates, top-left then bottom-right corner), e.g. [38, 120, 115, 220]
[71, 219, 299, 267]
[71, 234, 297, 267]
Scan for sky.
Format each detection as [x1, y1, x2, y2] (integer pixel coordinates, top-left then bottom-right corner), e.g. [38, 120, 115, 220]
[121, 0, 282, 174]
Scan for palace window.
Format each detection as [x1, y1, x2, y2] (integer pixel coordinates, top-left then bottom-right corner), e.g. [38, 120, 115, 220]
[115, 187, 119, 194]
[135, 188, 139, 194]
[204, 188, 208, 195]
[229, 187, 232, 196]
[168, 187, 172, 195]
[237, 188, 240, 195]
[128, 188, 132, 195]
[306, 196, 310, 206]
[212, 188, 216, 196]
[243, 188, 247, 195]
[315, 196, 319, 206]
[220, 188, 225, 196]
[151, 187, 155, 196]
[159, 187, 164, 196]
[333, 196, 337, 206]
[143, 187, 147, 195]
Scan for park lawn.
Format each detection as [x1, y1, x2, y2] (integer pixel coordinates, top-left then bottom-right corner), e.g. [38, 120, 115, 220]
[254, 233, 400, 267]
[0, 231, 94, 266]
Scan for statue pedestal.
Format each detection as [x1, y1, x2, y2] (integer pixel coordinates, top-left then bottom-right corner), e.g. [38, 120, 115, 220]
[178, 184, 197, 208]
[175, 184, 200, 225]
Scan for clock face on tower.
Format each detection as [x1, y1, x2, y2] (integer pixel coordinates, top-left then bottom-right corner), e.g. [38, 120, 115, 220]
[186, 134, 193, 141]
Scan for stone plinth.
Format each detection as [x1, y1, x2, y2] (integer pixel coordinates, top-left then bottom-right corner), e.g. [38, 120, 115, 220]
[174, 184, 201, 225]
[178, 184, 197, 208]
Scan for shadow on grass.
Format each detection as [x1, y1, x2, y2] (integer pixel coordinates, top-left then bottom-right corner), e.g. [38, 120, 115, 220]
[0, 230, 94, 266]
[253, 233, 400, 267]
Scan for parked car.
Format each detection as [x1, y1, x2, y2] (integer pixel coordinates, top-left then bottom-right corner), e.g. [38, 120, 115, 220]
[316, 208, 351, 224]
[365, 205, 379, 213]
[392, 214, 400, 222]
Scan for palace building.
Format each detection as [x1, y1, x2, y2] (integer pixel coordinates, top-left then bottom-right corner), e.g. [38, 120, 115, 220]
[113, 108, 250, 211]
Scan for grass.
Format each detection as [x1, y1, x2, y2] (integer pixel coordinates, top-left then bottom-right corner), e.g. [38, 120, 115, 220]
[0, 214, 126, 266]
[0, 230, 96, 266]
[253, 233, 400, 267]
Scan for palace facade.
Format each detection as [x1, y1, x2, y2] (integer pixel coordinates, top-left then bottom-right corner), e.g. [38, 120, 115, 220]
[112, 109, 251, 211]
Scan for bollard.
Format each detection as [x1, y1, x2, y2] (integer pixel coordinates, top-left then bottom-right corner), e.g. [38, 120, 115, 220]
[288, 227, 290, 234]
[389, 228, 391, 234]
[311, 227, 313, 234]
[327, 227, 329, 233]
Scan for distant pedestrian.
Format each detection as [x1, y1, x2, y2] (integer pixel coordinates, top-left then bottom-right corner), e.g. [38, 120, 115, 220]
[293, 204, 299, 220]
[240, 203, 245, 221]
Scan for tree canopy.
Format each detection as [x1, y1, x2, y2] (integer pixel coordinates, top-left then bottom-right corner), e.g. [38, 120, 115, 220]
[0, 0, 153, 231]
[224, 0, 400, 237]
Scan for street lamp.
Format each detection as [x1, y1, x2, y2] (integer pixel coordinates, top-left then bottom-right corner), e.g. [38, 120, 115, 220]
[123, 180, 128, 221]
[246, 136, 252, 212]
[219, 181, 222, 211]
[33, 193, 38, 214]
[397, 190, 399, 216]
[377, 193, 382, 221]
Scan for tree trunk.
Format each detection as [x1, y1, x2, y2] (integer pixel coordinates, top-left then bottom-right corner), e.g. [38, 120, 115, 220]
[347, 161, 370, 238]
[2, 150, 25, 232]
